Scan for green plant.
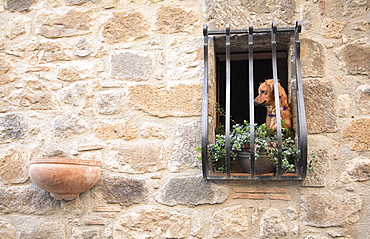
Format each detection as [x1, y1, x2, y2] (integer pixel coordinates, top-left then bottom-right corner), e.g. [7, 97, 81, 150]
[202, 120, 299, 173]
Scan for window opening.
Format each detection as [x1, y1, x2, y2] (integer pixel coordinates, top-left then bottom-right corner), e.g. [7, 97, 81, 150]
[201, 22, 307, 180]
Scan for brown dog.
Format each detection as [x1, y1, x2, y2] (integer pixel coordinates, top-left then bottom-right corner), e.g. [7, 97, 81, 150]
[254, 79, 292, 130]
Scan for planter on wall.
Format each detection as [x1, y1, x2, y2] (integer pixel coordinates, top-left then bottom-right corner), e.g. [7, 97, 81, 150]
[29, 158, 101, 201]
[238, 149, 274, 174]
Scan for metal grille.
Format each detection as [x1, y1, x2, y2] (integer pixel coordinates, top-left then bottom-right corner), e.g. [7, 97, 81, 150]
[201, 22, 307, 180]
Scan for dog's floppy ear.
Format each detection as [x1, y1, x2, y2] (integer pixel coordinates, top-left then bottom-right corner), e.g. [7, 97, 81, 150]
[278, 83, 289, 106]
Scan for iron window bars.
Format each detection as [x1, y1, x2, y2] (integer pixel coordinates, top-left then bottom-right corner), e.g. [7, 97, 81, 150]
[201, 21, 307, 180]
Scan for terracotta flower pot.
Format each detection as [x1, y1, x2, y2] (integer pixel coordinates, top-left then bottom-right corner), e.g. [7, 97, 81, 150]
[29, 158, 101, 201]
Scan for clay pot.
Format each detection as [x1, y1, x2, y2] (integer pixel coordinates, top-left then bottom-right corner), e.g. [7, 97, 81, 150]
[238, 149, 274, 174]
[29, 158, 101, 201]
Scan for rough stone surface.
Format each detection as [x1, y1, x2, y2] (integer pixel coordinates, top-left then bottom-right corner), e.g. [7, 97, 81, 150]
[0, 113, 26, 140]
[341, 157, 370, 182]
[303, 79, 337, 133]
[342, 118, 370, 151]
[0, 148, 29, 185]
[260, 208, 289, 239]
[52, 114, 88, 138]
[204, 0, 296, 28]
[301, 39, 325, 78]
[95, 90, 122, 115]
[156, 6, 199, 34]
[103, 12, 148, 44]
[155, 176, 228, 206]
[210, 205, 249, 238]
[337, 40, 370, 75]
[0, 221, 16, 239]
[321, 18, 346, 39]
[302, 192, 363, 228]
[95, 121, 137, 140]
[99, 176, 148, 206]
[168, 120, 201, 172]
[356, 85, 370, 114]
[128, 83, 202, 117]
[120, 207, 191, 238]
[7, 79, 56, 110]
[110, 51, 152, 80]
[37, 10, 92, 38]
[120, 144, 164, 173]
[4, 0, 35, 11]
[0, 186, 59, 215]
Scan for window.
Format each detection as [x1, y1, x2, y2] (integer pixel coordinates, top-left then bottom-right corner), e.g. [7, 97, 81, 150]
[201, 22, 307, 180]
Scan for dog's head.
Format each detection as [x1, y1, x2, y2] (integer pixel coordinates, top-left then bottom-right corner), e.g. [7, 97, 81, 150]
[254, 79, 288, 107]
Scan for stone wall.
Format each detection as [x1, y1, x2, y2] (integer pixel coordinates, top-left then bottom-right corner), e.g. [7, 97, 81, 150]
[0, 0, 369, 238]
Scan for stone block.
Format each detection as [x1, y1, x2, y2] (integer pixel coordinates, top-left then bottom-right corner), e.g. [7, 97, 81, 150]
[52, 114, 88, 138]
[110, 51, 152, 80]
[0, 113, 25, 140]
[57, 66, 82, 82]
[301, 39, 324, 78]
[128, 83, 202, 117]
[321, 18, 346, 39]
[204, 0, 296, 28]
[0, 185, 59, 215]
[168, 121, 201, 172]
[95, 121, 137, 140]
[4, 0, 35, 11]
[341, 157, 370, 182]
[6, 16, 30, 40]
[8, 79, 56, 110]
[0, 148, 29, 185]
[303, 79, 337, 133]
[17, 220, 66, 239]
[343, 0, 368, 17]
[302, 135, 333, 187]
[99, 176, 148, 206]
[37, 10, 92, 38]
[155, 176, 228, 206]
[120, 207, 190, 238]
[156, 6, 199, 34]
[118, 144, 164, 173]
[95, 90, 122, 115]
[209, 205, 248, 238]
[0, 221, 16, 239]
[356, 85, 370, 114]
[103, 12, 148, 44]
[342, 118, 370, 151]
[337, 40, 369, 75]
[260, 208, 289, 239]
[302, 192, 362, 227]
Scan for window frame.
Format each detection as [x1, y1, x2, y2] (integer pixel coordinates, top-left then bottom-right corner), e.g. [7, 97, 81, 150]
[201, 22, 307, 180]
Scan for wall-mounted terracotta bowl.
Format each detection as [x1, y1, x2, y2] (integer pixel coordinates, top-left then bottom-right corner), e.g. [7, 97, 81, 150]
[29, 158, 101, 201]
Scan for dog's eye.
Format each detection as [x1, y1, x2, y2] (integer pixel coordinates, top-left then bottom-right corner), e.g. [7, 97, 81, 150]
[261, 90, 266, 94]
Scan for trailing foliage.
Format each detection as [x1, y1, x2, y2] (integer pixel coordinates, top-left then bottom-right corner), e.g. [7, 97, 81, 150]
[201, 121, 299, 173]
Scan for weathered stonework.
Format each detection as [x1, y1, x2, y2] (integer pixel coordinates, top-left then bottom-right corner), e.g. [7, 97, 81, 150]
[155, 176, 228, 206]
[0, 186, 59, 215]
[103, 12, 148, 44]
[342, 118, 370, 151]
[260, 208, 289, 239]
[95, 121, 137, 140]
[0, 148, 29, 185]
[321, 18, 346, 39]
[120, 207, 191, 238]
[110, 51, 152, 80]
[303, 79, 337, 133]
[0, 0, 369, 238]
[301, 39, 325, 78]
[128, 83, 202, 117]
[156, 6, 199, 34]
[209, 205, 249, 238]
[302, 192, 363, 228]
[99, 176, 148, 206]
